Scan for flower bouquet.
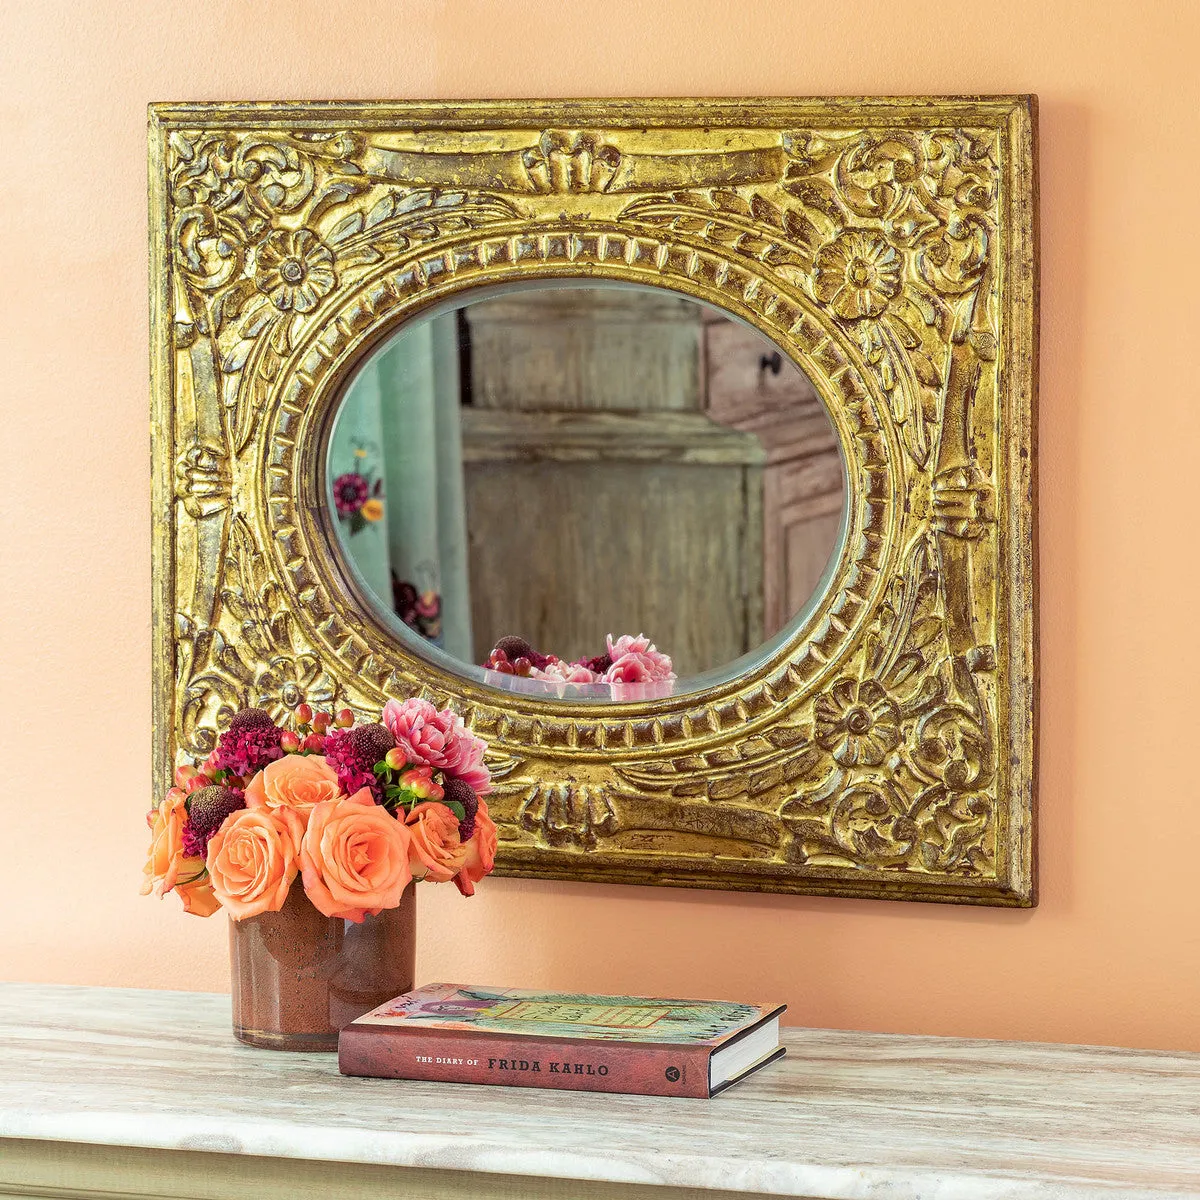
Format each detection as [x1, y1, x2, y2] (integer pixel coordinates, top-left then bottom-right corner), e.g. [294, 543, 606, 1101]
[483, 633, 677, 701]
[142, 698, 496, 1050]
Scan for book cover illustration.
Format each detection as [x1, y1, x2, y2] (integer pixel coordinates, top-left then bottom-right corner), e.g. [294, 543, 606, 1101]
[353, 983, 771, 1045]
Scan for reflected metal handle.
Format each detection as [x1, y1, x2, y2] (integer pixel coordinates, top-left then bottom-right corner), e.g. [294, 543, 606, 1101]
[759, 351, 783, 378]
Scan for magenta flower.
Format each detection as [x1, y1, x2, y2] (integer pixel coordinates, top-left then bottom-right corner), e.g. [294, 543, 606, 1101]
[211, 721, 285, 779]
[577, 652, 612, 675]
[333, 473, 369, 515]
[603, 633, 676, 685]
[322, 727, 382, 800]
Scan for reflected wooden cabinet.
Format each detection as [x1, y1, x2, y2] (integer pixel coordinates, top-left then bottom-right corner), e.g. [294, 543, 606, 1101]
[702, 311, 845, 639]
[460, 290, 842, 672]
[462, 291, 764, 675]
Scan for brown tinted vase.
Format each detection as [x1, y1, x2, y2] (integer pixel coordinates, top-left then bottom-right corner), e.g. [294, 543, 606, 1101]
[229, 882, 416, 1051]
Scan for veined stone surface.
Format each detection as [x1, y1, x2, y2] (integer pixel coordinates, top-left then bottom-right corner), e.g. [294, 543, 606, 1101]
[2, 982, 1200, 1198]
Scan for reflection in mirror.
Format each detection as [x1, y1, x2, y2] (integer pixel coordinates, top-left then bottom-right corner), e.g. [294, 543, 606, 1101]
[327, 284, 846, 702]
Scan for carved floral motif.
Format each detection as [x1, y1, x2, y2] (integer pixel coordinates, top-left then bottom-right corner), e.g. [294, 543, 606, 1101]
[253, 228, 337, 313]
[812, 232, 903, 320]
[814, 677, 903, 768]
[173, 443, 229, 518]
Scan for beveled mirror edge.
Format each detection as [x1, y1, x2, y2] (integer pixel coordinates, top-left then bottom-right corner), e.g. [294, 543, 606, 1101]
[149, 96, 1037, 907]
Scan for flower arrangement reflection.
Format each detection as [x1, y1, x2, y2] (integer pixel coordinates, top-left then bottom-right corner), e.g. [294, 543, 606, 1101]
[333, 447, 384, 535]
[392, 571, 443, 644]
[484, 634, 676, 698]
[142, 699, 496, 921]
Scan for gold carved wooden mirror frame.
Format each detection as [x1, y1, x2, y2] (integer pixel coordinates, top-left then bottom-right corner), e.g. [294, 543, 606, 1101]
[150, 97, 1037, 906]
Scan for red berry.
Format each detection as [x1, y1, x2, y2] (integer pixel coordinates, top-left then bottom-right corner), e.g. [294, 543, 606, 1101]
[295, 703, 314, 725]
[312, 711, 331, 734]
[302, 732, 325, 752]
[514, 656, 532, 676]
[385, 747, 406, 770]
[280, 730, 301, 752]
[334, 708, 355, 728]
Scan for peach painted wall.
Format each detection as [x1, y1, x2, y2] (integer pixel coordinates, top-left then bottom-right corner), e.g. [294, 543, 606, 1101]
[3, 0, 1199, 1052]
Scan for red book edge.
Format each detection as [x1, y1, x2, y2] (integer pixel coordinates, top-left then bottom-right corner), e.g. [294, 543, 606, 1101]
[338, 1003, 786, 1099]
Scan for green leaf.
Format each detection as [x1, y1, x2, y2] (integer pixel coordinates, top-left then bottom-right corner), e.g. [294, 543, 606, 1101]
[441, 800, 466, 822]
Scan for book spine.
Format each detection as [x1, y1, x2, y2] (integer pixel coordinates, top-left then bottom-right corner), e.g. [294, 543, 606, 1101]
[338, 1027, 713, 1098]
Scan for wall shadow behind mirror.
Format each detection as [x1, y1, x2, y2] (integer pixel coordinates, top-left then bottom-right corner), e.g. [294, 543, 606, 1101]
[327, 282, 847, 704]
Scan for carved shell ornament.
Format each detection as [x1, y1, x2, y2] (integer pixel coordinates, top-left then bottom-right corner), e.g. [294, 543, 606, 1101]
[151, 99, 1036, 905]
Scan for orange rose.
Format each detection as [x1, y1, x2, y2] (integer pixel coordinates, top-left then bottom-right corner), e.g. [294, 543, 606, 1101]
[406, 801, 469, 883]
[300, 789, 413, 922]
[454, 798, 497, 896]
[141, 787, 202, 896]
[175, 870, 221, 917]
[245, 753, 342, 816]
[206, 806, 304, 920]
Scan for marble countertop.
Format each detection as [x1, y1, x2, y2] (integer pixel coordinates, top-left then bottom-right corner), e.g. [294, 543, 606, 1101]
[3, 982, 1200, 1198]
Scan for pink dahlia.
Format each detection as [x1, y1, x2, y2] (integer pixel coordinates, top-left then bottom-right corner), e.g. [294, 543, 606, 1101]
[381, 698, 460, 770]
[443, 728, 492, 796]
[332, 472, 369, 515]
[603, 633, 676, 685]
[382, 697, 492, 795]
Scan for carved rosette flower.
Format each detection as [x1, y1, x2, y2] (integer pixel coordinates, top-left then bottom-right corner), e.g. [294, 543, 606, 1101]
[812, 231, 903, 320]
[814, 677, 902, 768]
[253, 228, 336, 313]
[255, 654, 336, 717]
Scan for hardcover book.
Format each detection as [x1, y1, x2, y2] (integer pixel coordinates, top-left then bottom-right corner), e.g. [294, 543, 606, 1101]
[338, 983, 786, 1098]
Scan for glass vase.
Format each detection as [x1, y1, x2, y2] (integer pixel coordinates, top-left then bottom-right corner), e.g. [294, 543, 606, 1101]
[229, 881, 415, 1051]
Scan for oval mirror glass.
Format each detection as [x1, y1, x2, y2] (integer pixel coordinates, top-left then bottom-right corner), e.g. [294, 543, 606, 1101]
[327, 282, 846, 702]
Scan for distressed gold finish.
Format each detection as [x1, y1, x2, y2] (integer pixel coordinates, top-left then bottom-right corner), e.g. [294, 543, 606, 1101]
[149, 98, 1037, 906]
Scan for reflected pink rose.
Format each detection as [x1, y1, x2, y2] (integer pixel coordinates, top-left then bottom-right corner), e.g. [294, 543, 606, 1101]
[603, 633, 676, 684]
[530, 658, 599, 685]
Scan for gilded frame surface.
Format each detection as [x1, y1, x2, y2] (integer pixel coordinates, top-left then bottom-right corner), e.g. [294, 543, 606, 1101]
[150, 98, 1037, 906]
